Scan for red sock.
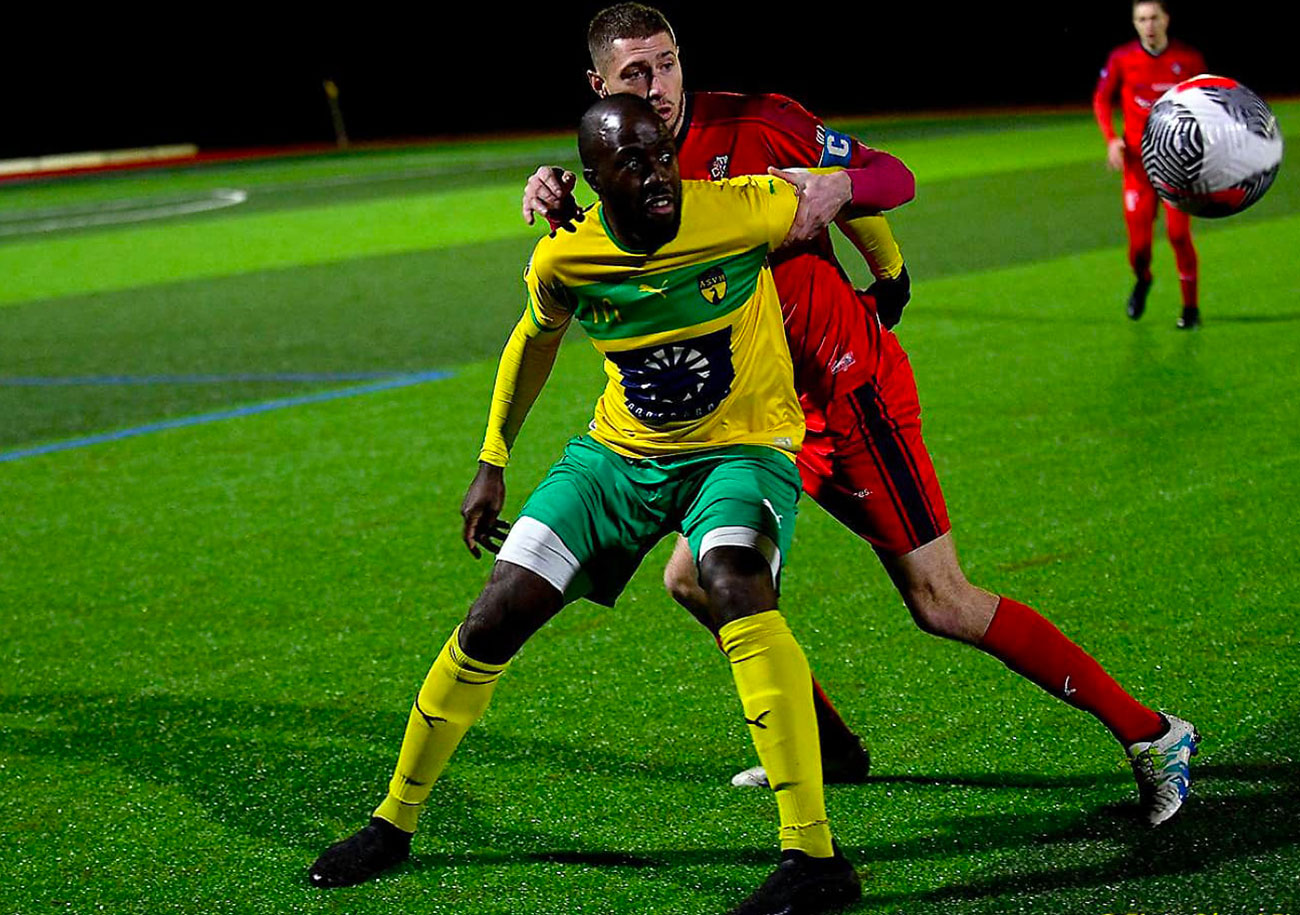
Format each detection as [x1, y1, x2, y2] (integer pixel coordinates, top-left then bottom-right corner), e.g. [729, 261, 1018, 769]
[811, 676, 860, 753]
[1179, 276, 1198, 308]
[978, 597, 1163, 745]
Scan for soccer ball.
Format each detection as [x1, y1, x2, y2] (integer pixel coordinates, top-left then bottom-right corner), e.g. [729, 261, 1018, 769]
[1141, 74, 1284, 218]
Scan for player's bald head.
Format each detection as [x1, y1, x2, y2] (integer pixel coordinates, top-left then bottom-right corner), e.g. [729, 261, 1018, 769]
[577, 93, 682, 251]
[578, 94, 671, 171]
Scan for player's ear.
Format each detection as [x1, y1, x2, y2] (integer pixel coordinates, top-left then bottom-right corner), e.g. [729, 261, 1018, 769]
[587, 70, 607, 97]
[583, 167, 600, 194]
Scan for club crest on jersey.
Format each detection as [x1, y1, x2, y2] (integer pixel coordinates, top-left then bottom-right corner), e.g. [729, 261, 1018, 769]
[709, 154, 730, 180]
[697, 266, 727, 304]
[1172, 62, 1183, 75]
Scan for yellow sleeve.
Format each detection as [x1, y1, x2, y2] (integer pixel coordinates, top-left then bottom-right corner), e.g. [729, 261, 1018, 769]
[477, 251, 572, 467]
[726, 175, 800, 251]
[837, 214, 904, 280]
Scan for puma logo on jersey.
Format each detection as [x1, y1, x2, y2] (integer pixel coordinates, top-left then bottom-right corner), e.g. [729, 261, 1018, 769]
[745, 709, 773, 730]
[639, 282, 668, 299]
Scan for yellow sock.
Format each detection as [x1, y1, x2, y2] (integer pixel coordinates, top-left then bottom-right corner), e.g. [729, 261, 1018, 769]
[720, 610, 834, 858]
[372, 626, 508, 833]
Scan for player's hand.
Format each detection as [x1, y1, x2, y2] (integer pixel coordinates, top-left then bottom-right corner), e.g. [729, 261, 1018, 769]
[865, 264, 911, 330]
[1106, 138, 1126, 172]
[522, 166, 585, 235]
[461, 462, 510, 559]
[769, 166, 852, 246]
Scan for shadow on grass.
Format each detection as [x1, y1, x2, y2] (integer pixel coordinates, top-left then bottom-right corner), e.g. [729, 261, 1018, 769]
[4, 692, 1296, 909]
[852, 759, 1300, 908]
[0, 691, 728, 851]
[1211, 312, 1300, 323]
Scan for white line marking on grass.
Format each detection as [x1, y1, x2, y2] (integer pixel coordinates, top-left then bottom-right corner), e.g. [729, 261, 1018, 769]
[0, 371, 427, 386]
[0, 370, 452, 464]
[0, 189, 248, 236]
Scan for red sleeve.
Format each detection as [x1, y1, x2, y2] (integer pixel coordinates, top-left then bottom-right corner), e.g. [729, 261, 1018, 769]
[754, 94, 913, 212]
[845, 148, 914, 212]
[1093, 49, 1122, 141]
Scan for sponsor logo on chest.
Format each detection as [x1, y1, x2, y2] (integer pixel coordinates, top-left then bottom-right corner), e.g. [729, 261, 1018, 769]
[709, 154, 731, 180]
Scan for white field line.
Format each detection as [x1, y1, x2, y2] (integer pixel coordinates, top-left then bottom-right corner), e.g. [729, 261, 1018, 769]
[0, 150, 575, 237]
[0, 189, 248, 236]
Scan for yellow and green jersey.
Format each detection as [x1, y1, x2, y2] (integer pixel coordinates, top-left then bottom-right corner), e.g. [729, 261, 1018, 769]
[521, 175, 803, 460]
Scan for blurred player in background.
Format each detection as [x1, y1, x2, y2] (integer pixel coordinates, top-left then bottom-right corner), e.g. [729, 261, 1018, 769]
[1094, 0, 1206, 328]
[525, 2, 1201, 826]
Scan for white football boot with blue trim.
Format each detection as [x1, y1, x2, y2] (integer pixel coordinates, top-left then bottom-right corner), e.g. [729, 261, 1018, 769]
[1126, 713, 1200, 825]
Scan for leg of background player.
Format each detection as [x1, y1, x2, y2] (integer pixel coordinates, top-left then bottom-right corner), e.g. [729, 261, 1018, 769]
[1123, 171, 1159, 319]
[1165, 202, 1201, 329]
[664, 539, 871, 785]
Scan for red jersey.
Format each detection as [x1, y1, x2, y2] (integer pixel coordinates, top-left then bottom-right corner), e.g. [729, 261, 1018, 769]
[1093, 39, 1206, 149]
[675, 91, 910, 407]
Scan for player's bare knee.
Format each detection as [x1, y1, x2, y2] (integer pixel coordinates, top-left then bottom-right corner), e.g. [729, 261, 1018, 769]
[460, 563, 563, 664]
[901, 575, 983, 643]
[698, 546, 777, 629]
[663, 556, 709, 615]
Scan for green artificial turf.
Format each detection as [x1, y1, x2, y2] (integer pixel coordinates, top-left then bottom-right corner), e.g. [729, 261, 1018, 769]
[2, 104, 1298, 914]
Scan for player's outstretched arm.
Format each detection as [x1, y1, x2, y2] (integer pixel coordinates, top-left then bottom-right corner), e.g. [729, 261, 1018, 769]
[522, 166, 585, 234]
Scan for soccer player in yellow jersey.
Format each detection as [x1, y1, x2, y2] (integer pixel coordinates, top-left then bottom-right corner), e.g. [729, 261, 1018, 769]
[309, 94, 862, 915]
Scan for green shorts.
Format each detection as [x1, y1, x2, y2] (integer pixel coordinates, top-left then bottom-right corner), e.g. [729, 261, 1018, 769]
[496, 435, 801, 606]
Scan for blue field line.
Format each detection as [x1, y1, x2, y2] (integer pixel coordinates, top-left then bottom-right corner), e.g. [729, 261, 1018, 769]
[0, 370, 453, 464]
[0, 371, 424, 386]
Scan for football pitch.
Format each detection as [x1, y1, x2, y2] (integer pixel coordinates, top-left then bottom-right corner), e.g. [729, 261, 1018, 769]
[2, 105, 1298, 915]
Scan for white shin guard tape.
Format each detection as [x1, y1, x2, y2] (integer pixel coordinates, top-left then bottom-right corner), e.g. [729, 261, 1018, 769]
[698, 526, 782, 585]
[496, 516, 581, 596]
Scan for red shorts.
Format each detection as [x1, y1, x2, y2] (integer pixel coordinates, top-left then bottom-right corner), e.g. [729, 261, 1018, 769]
[796, 328, 950, 557]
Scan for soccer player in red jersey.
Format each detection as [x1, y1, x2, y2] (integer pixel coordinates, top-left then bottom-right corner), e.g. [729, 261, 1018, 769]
[1094, 0, 1207, 328]
[524, 2, 1200, 831]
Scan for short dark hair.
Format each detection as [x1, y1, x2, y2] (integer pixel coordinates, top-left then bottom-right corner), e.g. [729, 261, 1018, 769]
[587, 3, 677, 71]
[1133, 0, 1169, 13]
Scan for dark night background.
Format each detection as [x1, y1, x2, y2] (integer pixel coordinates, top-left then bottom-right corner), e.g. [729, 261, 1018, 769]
[5, 2, 1296, 159]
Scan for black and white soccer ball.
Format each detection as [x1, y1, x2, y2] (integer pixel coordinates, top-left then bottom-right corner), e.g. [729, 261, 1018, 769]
[1141, 74, 1284, 217]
